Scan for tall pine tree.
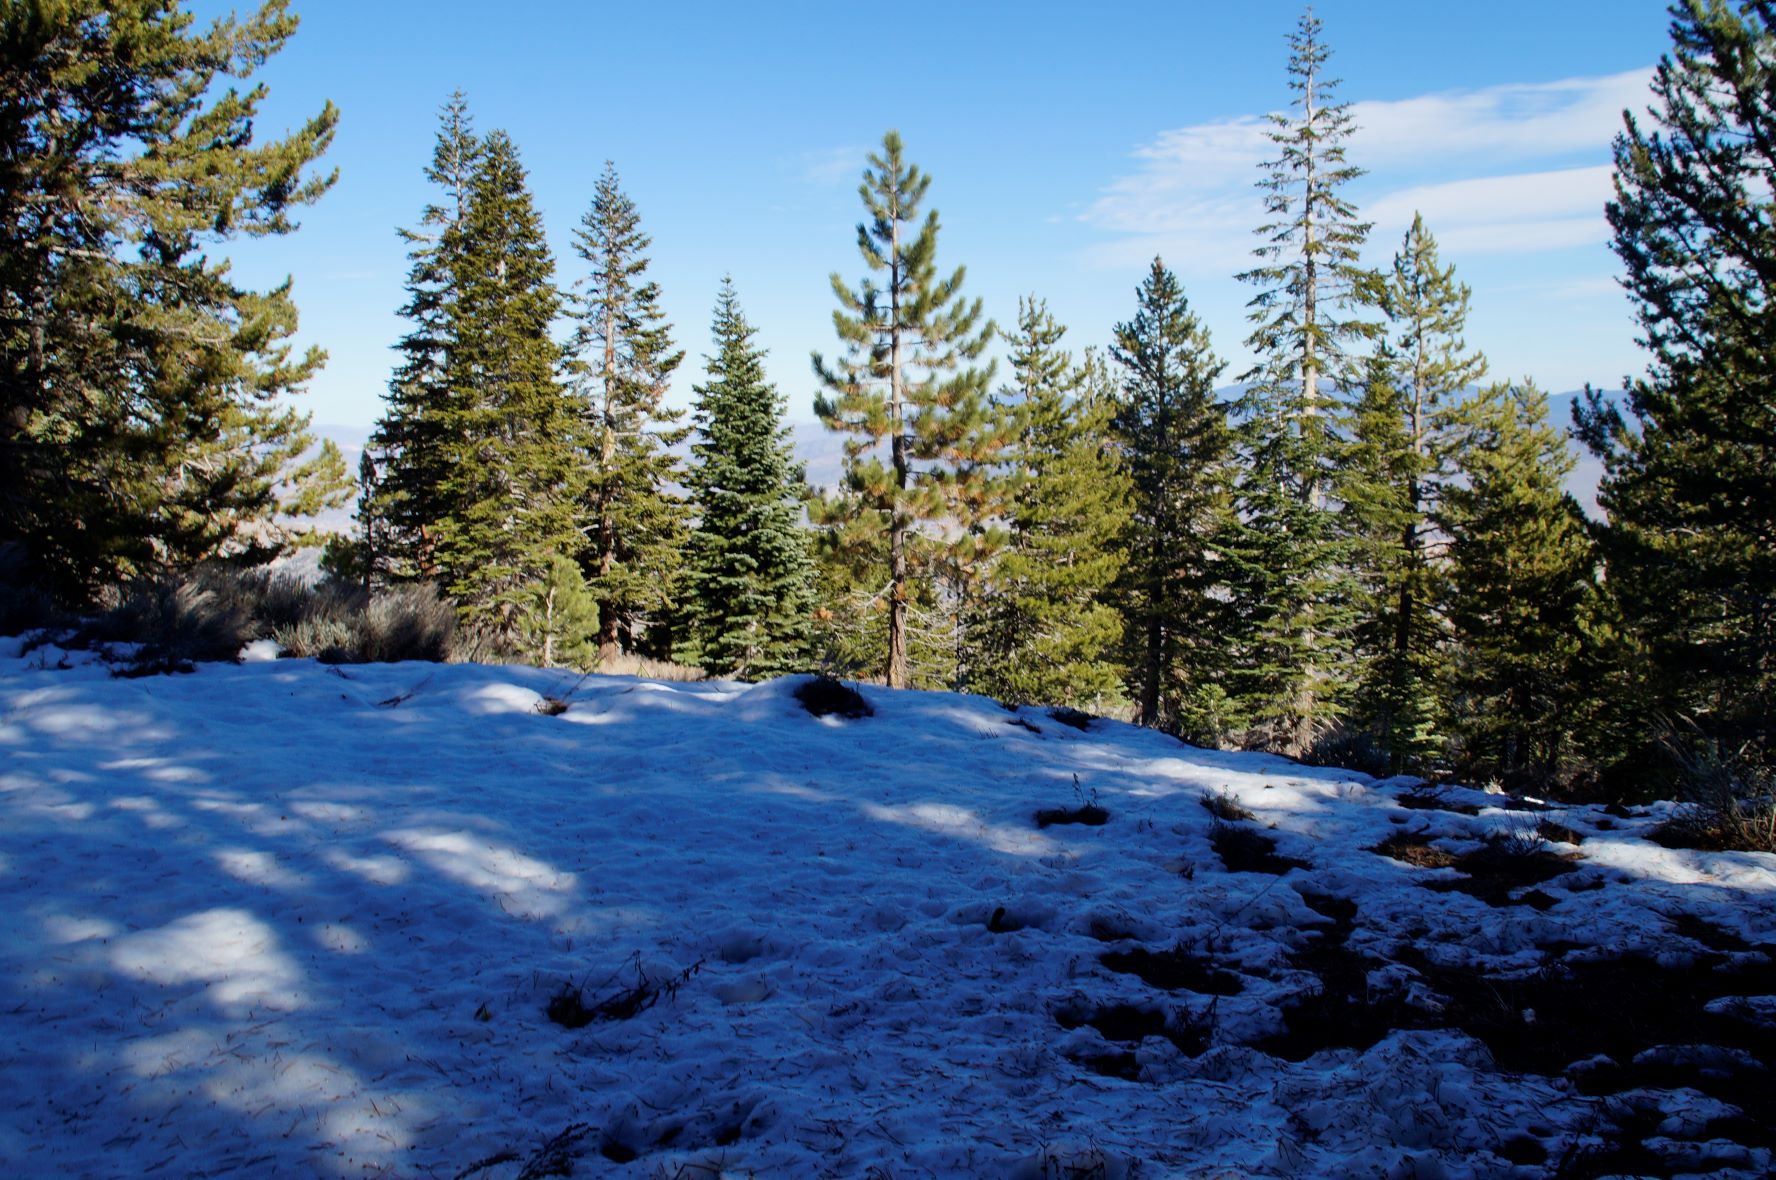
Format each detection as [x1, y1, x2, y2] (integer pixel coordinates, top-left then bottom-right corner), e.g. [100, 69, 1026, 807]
[968, 298, 1130, 709]
[358, 92, 482, 585]
[1343, 214, 1486, 771]
[430, 131, 583, 654]
[1230, 8, 1379, 756]
[812, 131, 997, 690]
[1443, 383, 1596, 790]
[568, 163, 688, 663]
[1578, 0, 1776, 775]
[678, 279, 815, 679]
[0, 0, 343, 601]
[1111, 260, 1237, 740]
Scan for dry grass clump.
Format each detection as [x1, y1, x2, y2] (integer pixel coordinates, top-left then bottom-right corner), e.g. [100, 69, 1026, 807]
[582, 651, 704, 681]
[1653, 745, 1776, 854]
[1199, 788, 1255, 823]
[1369, 829, 1459, 869]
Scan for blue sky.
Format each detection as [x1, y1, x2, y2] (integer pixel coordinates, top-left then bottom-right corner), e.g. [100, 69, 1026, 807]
[201, 0, 1676, 429]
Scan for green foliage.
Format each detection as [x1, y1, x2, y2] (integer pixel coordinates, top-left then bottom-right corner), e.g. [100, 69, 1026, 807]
[513, 555, 598, 670]
[1441, 382, 1597, 791]
[678, 280, 814, 679]
[1578, 0, 1776, 776]
[0, 0, 344, 602]
[360, 92, 483, 584]
[1109, 262, 1236, 739]
[569, 163, 689, 663]
[968, 300, 1130, 710]
[1229, 8, 1379, 757]
[812, 130, 997, 689]
[429, 131, 582, 655]
[1342, 215, 1487, 772]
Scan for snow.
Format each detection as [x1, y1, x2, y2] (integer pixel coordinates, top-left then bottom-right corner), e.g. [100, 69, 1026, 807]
[0, 646, 1771, 1177]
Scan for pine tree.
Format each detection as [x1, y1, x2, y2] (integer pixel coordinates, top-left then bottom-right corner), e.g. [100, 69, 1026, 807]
[430, 131, 583, 653]
[520, 555, 600, 669]
[1577, 0, 1776, 773]
[1230, 7, 1379, 756]
[1443, 382, 1596, 789]
[812, 131, 997, 690]
[1343, 214, 1487, 772]
[0, 0, 343, 601]
[679, 279, 815, 679]
[568, 163, 688, 663]
[968, 298, 1130, 708]
[360, 92, 482, 584]
[1110, 260, 1238, 739]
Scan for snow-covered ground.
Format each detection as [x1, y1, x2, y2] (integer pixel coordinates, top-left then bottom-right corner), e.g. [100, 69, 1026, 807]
[1, 640, 1771, 1178]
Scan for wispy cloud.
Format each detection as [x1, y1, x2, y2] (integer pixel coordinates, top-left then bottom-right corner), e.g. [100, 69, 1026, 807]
[1084, 69, 1651, 272]
[798, 144, 867, 187]
[1368, 165, 1616, 254]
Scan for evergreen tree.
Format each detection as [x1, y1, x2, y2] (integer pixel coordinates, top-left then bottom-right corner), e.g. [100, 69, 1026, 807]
[1577, 0, 1776, 773]
[568, 163, 688, 663]
[430, 131, 583, 653]
[360, 92, 482, 584]
[0, 0, 343, 601]
[1343, 214, 1486, 771]
[1111, 260, 1237, 740]
[679, 279, 814, 679]
[1230, 7, 1379, 756]
[1443, 382, 1596, 789]
[969, 298, 1130, 708]
[520, 555, 600, 669]
[812, 130, 997, 690]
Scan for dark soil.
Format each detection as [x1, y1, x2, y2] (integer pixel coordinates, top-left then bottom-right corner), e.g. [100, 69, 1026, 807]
[1254, 895, 1416, 1061]
[1422, 839, 1581, 907]
[1100, 945, 1245, 996]
[794, 675, 872, 719]
[1047, 706, 1093, 731]
[1394, 789, 1481, 816]
[1210, 821, 1309, 875]
[1036, 803, 1109, 828]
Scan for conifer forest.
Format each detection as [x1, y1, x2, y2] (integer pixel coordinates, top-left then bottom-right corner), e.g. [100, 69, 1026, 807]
[3, 0, 1773, 818]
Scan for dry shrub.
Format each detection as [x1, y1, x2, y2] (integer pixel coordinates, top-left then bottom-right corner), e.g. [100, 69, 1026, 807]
[1653, 745, 1776, 854]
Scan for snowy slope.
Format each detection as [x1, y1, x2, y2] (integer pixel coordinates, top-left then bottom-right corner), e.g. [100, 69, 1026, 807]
[1, 643, 1772, 1178]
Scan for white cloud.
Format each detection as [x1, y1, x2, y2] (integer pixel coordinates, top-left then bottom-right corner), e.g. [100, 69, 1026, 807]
[1349, 69, 1650, 165]
[1085, 70, 1651, 270]
[1368, 165, 1616, 254]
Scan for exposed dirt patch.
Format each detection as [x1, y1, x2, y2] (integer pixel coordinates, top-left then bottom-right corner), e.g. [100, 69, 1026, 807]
[1100, 945, 1245, 996]
[1394, 788, 1481, 816]
[1422, 838, 1581, 907]
[1254, 896, 1414, 1061]
[1400, 948, 1776, 1173]
[1368, 829, 1458, 869]
[1536, 818, 1585, 845]
[1035, 803, 1109, 828]
[1210, 821, 1309, 875]
[1047, 706, 1093, 731]
[794, 675, 872, 719]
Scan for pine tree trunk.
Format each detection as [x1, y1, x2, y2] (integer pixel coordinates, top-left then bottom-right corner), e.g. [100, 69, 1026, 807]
[596, 289, 621, 665]
[886, 216, 909, 690]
